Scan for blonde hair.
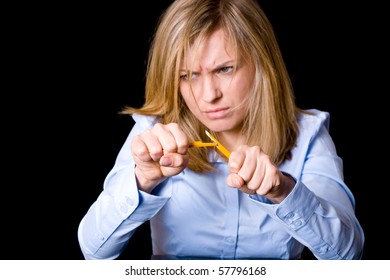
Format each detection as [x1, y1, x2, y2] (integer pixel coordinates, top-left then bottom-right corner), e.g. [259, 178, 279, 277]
[121, 0, 301, 172]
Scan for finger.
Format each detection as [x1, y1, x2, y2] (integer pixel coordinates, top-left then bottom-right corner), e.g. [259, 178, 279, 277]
[227, 174, 257, 194]
[165, 123, 189, 155]
[228, 147, 246, 173]
[131, 134, 156, 162]
[159, 153, 189, 178]
[245, 152, 267, 192]
[159, 153, 189, 168]
[138, 129, 167, 162]
[256, 163, 281, 196]
[226, 173, 245, 188]
[150, 123, 177, 154]
[152, 123, 189, 155]
[235, 146, 260, 184]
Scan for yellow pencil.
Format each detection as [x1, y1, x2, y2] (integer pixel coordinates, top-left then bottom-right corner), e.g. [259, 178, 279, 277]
[189, 141, 217, 148]
[188, 131, 231, 159]
[204, 130, 231, 158]
[190, 131, 254, 194]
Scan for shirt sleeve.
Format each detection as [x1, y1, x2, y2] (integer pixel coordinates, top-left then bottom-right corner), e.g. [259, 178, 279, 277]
[249, 112, 365, 259]
[77, 114, 171, 260]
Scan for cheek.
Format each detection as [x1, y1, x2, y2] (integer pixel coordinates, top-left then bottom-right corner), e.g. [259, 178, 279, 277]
[234, 74, 253, 100]
[180, 86, 198, 111]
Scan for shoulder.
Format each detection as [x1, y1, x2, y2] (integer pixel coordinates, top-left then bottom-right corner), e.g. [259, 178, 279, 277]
[131, 113, 161, 129]
[282, 109, 336, 174]
[297, 109, 330, 133]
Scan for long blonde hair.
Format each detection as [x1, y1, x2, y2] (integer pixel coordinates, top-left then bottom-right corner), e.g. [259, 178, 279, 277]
[121, 0, 300, 172]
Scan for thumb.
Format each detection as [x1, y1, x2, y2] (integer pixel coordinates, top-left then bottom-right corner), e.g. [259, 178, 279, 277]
[227, 173, 245, 188]
[159, 153, 188, 168]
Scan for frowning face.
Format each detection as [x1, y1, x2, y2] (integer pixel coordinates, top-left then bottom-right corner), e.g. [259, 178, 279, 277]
[179, 28, 254, 135]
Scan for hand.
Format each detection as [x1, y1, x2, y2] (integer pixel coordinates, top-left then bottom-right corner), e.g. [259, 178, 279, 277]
[131, 123, 189, 193]
[226, 145, 295, 203]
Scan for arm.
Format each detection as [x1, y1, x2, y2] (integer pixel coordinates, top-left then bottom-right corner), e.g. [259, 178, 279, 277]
[250, 123, 365, 259]
[77, 115, 172, 259]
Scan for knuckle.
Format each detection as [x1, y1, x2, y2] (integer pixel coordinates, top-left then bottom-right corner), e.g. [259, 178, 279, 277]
[167, 122, 180, 130]
[163, 143, 177, 153]
[149, 149, 162, 159]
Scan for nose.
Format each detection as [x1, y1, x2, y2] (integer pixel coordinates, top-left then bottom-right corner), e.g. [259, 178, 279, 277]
[201, 74, 222, 102]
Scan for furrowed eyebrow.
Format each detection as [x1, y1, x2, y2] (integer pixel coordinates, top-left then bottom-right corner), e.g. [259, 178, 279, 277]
[212, 60, 236, 71]
[179, 60, 236, 73]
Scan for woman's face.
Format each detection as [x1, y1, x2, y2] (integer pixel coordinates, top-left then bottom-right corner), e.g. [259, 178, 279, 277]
[179, 28, 254, 135]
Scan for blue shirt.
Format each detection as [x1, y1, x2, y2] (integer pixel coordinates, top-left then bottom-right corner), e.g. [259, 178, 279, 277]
[78, 109, 364, 260]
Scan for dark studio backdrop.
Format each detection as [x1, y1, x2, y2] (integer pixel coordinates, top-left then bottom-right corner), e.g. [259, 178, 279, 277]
[3, 1, 387, 260]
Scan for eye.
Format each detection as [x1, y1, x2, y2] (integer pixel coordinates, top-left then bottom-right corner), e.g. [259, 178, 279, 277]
[218, 66, 234, 74]
[180, 72, 198, 81]
[179, 73, 189, 81]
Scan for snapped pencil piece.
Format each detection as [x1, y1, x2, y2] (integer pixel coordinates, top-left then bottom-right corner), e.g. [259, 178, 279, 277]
[188, 131, 230, 159]
[189, 141, 217, 147]
[205, 130, 231, 158]
[205, 131, 253, 194]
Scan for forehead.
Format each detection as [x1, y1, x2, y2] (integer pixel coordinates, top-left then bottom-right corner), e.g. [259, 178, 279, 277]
[181, 29, 237, 68]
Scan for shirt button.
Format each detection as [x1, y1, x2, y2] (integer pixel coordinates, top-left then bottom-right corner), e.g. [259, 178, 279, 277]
[285, 212, 294, 220]
[226, 237, 235, 243]
[293, 220, 302, 227]
[97, 234, 105, 241]
[319, 246, 329, 254]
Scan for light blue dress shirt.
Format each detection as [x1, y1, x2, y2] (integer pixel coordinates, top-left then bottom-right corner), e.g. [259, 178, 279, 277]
[78, 109, 364, 260]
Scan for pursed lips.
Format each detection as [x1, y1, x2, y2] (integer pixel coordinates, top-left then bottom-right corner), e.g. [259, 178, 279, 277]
[204, 107, 230, 119]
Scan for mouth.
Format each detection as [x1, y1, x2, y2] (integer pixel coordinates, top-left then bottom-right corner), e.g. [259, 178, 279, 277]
[204, 108, 230, 119]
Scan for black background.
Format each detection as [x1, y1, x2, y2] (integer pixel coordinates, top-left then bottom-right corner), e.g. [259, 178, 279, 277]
[3, 1, 387, 260]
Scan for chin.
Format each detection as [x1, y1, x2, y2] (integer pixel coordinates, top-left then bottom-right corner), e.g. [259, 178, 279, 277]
[204, 123, 235, 133]
[200, 117, 241, 133]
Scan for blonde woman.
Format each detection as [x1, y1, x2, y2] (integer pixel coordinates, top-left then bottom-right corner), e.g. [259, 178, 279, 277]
[78, 0, 364, 260]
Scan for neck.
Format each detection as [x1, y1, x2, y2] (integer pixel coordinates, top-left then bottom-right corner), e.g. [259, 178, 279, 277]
[216, 130, 245, 152]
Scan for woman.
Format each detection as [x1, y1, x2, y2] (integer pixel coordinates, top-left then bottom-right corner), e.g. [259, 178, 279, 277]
[78, 0, 364, 259]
